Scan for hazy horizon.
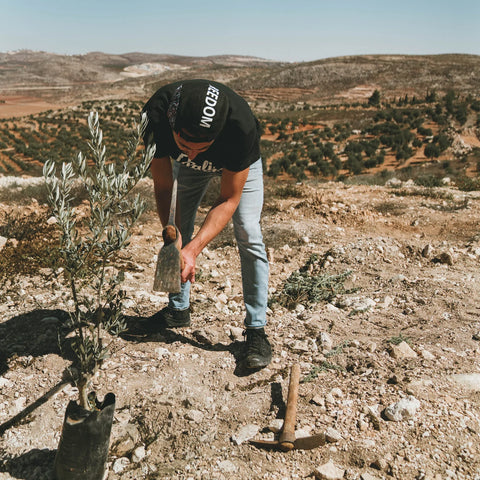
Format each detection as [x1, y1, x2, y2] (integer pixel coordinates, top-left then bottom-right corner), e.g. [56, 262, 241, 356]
[1, 0, 479, 63]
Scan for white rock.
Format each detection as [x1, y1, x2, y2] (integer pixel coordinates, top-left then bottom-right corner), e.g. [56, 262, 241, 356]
[337, 296, 376, 312]
[227, 326, 244, 342]
[269, 418, 284, 432]
[295, 304, 306, 313]
[420, 349, 435, 360]
[149, 293, 169, 304]
[311, 394, 325, 407]
[361, 472, 381, 480]
[325, 427, 342, 443]
[217, 292, 228, 304]
[384, 395, 420, 421]
[112, 457, 130, 473]
[0, 377, 13, 389]
[451, 373, 480, 391]
[131, 445, 146, 462]
[295, 427, 313, 439]
[185, 409, 204, 423]
[291, 339, 310, 352]
[390, 341, 417, 360]
[155, 347, 170, 359]
[385, 178, 402, 187]
[330, 388, 343, 398]
[47, 216, 57, 225]
[326, 303, 340, 312]
[319, 332, 333, 350]
[314, 459, 345, 480]
[217, 460, 237, 473]
[379, 295, 394, 309]
[231, 424, 260, 445]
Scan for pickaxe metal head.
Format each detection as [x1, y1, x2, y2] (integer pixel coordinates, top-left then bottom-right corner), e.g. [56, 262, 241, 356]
[249, 364, 326, 451]
[249, 432, 326, 451]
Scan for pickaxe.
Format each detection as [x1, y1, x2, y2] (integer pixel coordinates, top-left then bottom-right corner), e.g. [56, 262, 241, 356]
[250, 364, 326, 451]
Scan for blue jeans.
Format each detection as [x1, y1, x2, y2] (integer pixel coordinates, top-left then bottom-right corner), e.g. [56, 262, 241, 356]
[168, 158, 269, 329]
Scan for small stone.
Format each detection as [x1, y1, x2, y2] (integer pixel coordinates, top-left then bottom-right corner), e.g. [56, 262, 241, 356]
[325, 427, 342, 443]
[218, 460, 237, 473]
[422, 244, 433, 258]
[111, 424, 141, 457]
[390, 341, 417, 360]
[155, 347, 170, 359]
[325, 393, 336, 405]
[231, 424, 260, 445]
[295, 304, 306, 313]
[185, 409, 204, 423]
[269, 418, 284, 432]
[227, 326, 244, 342]
[330, 388, 343, 398]
[112, 457, 130, 473]
[217, 292, 228, 304]
[361, 472, 380, 480]
[384, 395, 420, 421]
[420, 349, 435, 360]
[131, 445, 146, 462]
[318, 332, 333, 350]
[311, 394, 325, 407]
[291, 339, 310, 352]
[379, 295, 394, 309]
[451, 373, 480, 391]
[314, 459, 345, 480]
[371, 458, 388, 471]
[0, 377, 13, 389]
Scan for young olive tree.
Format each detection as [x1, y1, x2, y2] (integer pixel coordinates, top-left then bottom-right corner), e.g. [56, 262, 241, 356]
[43, 111, 155, 409]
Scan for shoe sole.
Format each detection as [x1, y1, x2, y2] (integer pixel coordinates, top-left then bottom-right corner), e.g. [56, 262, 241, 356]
[246, 356, 272, 369]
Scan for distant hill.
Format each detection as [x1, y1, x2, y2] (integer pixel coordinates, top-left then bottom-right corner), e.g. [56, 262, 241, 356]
[1, 50, 479, 107]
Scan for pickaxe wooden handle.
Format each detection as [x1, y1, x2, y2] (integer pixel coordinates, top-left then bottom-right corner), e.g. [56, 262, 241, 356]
[249, 364, 326, 451]
[278, 363, 300, 451]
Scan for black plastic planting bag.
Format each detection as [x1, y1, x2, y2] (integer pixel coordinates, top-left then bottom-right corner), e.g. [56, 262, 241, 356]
[54, 393, 116, 480]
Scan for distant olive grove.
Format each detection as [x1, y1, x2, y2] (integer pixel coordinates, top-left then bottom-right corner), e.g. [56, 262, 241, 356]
[0, 90, 479, 189]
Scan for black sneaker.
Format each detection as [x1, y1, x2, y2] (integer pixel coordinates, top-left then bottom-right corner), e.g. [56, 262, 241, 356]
[137, 306, 190, 333]
[244, 328, 272, 369]
[159, 306, 191, 328]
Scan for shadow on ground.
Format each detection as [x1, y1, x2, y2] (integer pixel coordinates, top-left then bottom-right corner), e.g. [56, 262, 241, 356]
[0, 308, 71, 376]
[0, 448, 55, 480]
[122, 314, 264, 377]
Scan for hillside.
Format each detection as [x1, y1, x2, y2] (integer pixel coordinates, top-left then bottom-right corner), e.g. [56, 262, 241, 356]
[1, 51, 480, 109]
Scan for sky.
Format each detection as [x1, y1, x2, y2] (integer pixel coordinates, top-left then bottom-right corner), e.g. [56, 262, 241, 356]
[1, 0, 479, 62]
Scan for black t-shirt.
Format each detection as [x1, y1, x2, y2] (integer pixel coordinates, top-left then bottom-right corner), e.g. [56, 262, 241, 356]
[142, 80, 261, 173]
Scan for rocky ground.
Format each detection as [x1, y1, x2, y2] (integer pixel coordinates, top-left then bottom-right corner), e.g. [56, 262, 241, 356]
[1, 177, 480, 480]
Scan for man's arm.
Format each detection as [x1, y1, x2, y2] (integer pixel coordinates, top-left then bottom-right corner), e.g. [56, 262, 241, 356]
[150, 156, 173, 227]
[181, 167, 249, 283]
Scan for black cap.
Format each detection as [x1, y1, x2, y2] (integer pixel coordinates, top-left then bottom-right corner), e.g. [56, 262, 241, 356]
[167, 80, 229, 142]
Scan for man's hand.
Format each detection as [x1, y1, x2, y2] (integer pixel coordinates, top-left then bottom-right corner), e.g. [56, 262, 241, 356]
[180, 243, 196, 283]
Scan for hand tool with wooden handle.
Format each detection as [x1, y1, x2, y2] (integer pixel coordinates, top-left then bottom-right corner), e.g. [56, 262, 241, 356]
[153, 175, 184, 292]
[250, 364, 326, 451]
